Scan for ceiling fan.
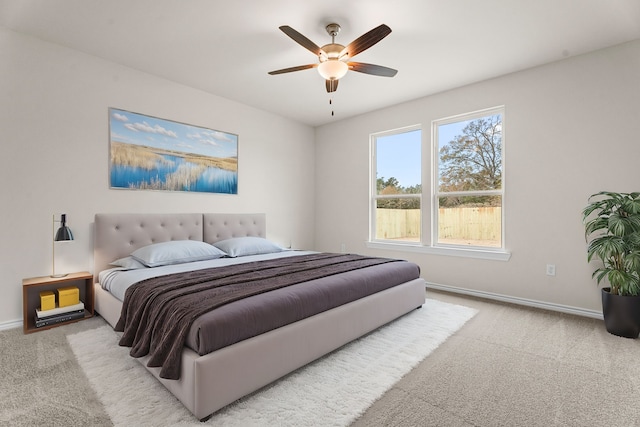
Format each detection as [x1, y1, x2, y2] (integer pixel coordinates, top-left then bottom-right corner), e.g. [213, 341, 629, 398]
[268, 23, 397, 93]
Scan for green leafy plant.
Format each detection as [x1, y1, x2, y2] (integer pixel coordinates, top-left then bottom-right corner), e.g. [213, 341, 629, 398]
[582, 191, 640, 296]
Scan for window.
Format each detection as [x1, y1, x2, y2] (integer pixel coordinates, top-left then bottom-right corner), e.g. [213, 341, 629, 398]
[370, 126, 422, 243]
[368, 107, 508, 260]
[434, 107, 504, 249]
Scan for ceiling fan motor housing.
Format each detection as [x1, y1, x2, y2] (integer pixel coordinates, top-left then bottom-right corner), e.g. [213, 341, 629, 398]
[320, 43, 346, 60]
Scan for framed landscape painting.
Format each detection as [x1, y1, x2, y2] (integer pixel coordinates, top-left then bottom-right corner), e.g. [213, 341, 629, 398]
[109, 108, 238, 194]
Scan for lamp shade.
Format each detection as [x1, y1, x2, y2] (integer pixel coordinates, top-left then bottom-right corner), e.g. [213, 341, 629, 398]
[54, 214, 74, 241]
[318, 59, 348, 80]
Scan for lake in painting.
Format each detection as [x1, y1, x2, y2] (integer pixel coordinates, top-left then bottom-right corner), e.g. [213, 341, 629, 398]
[109, 108, 238, 194]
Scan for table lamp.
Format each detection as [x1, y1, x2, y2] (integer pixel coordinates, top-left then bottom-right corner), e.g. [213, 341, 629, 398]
[52, 213, 74, 277]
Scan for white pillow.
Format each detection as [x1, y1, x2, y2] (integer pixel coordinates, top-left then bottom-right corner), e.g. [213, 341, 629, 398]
[110, 256, 147, 270]
[212, 236, 286, 258]
[131, 240, 227, 267]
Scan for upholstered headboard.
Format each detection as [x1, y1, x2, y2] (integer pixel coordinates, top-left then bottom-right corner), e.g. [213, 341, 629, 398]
[93, 213, 266, 282]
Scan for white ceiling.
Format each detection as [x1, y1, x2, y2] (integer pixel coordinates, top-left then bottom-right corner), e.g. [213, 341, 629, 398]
[1, 0, 639, 127]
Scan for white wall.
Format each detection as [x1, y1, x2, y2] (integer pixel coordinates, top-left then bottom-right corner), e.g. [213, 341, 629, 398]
[315, 39, 640, 314]
[0, 27, 315, 326]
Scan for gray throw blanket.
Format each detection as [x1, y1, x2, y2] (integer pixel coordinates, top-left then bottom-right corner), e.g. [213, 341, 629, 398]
[115, 253, 403, 379]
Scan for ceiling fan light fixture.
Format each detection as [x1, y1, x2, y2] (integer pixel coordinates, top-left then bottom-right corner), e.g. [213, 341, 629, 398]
[317, 59, 348, 80]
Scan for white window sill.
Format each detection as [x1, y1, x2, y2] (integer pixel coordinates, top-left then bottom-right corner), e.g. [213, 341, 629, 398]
[366, 241, 511, 261]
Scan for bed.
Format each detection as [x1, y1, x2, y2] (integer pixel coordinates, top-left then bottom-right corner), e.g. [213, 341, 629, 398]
[93, 213, 426, 421]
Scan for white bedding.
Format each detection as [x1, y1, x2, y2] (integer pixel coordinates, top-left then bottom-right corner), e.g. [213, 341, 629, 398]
[99, 250, 315, 301]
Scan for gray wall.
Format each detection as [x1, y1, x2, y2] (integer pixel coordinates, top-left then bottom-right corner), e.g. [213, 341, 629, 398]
[314, 39, 640, 314]
[0, 26, 316, 325]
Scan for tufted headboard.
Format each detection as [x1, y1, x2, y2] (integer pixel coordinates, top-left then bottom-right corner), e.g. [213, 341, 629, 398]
[93, 213, 266, 282]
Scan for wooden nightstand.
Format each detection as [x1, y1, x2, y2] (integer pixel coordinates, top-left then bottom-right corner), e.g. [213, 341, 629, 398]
[22, 271, 94, 334]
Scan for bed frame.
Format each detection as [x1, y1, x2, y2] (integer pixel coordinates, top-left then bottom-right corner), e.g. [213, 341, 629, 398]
[93, 213, 426, 421]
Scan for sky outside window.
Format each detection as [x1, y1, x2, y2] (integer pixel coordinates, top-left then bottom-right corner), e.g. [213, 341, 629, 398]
[374, 120, 477, 190]
[376, 129, 421, 188]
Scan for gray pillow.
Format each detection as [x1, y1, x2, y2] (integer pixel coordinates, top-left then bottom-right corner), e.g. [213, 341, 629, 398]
[131, 240, 227, 267]
[110, 256, 147, 270]
[212, 236, 286, 257]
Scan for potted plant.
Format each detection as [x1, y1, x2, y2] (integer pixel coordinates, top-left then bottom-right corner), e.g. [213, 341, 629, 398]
[582, 191, 640, 338]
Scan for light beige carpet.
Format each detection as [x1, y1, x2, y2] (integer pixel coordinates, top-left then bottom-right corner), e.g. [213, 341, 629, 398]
[353, 290, 640, 426]
[0, 316, 111, 427]
[67, 299, 476, 426]
[5, 290, 640, 427]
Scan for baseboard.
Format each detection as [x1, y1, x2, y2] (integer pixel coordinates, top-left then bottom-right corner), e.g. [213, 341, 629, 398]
[426, 282, 604, 320]
[0, 319, 22, 331]
[1, 285, 603, 331]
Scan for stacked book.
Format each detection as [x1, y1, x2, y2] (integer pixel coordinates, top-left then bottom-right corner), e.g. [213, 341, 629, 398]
[35, 301, 85, 328]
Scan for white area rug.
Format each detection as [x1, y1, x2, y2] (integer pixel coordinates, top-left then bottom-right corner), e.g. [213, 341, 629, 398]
[67, 299, 476, 427]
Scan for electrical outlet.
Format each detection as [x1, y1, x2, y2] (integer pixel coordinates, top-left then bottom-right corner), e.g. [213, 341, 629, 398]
[546, 264, 556, 276]
[340, 243, 346, 253]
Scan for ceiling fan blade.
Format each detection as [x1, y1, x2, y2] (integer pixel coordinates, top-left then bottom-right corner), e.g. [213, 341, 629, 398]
[348, 62, 398, 77]
[268, 64, 318, 75]
[279, 26, 323, 56]
[325, 79, 339, 93]
[339, 24, 392, 59]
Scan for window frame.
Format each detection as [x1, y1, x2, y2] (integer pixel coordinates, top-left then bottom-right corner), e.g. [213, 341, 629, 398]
[369, 124, 423, 244]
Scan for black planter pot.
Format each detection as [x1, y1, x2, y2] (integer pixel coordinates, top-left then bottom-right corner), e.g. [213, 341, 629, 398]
[601, 288, 640, 338]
